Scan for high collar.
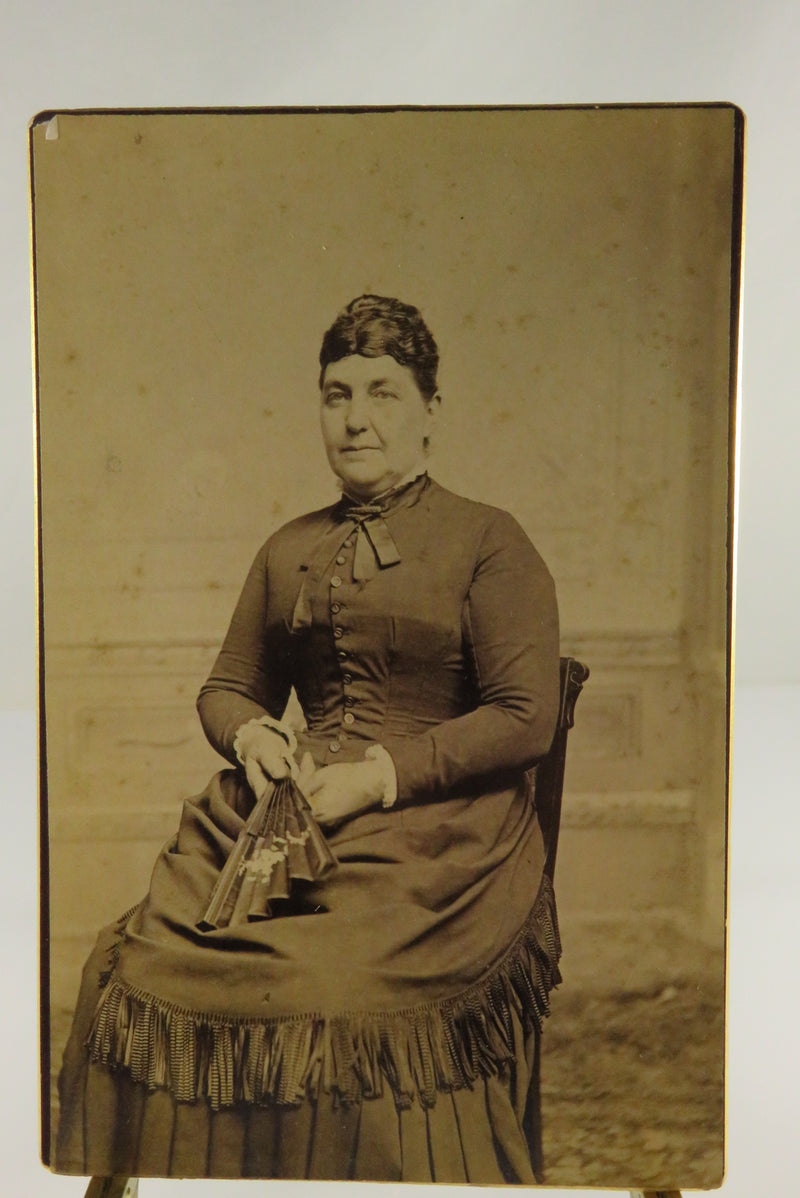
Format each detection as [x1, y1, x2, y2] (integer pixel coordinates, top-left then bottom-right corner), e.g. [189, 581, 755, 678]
[291, 474, 429, 634]
[337, 469, 429, 518]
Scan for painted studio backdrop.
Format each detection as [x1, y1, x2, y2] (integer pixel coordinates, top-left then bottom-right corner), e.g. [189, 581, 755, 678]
[33, 107, 739, 1188]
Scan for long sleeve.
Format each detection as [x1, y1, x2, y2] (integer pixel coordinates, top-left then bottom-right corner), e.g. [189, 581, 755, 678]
[381, 510, 560, 804]
[197, 539, 293, 763]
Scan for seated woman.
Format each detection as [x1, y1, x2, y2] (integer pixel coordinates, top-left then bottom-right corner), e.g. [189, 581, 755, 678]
[55, 294, 562, 1184]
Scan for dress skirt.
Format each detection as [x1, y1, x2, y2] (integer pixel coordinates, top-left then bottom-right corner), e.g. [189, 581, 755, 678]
[54, 767, 560, 1183]
[58, 928, 544, 1182]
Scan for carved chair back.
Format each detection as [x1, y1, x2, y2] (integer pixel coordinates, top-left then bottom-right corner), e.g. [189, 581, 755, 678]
[534, 656, 589, 881]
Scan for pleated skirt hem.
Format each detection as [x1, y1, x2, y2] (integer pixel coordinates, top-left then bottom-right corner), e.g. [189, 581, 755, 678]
[54, 932, 544, 1184]
[55, 1052, 542, 1184]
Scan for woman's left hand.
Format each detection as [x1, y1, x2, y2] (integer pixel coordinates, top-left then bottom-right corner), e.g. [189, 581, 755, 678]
[301, 758, 386, 827]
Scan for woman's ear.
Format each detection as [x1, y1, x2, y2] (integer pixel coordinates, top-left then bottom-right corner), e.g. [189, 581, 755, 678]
[425, 391, 442, 421]
[423, 393, 441, 453]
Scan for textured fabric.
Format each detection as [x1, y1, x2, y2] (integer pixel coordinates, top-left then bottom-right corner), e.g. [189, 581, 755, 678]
[54, 474, 561, 1181]
[57, 926, 542, 1182]
[197, 475, 560, 793]
[56, 907, 546, 1182]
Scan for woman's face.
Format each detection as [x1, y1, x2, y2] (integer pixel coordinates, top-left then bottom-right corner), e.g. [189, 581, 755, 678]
[320, 354, 439, 499]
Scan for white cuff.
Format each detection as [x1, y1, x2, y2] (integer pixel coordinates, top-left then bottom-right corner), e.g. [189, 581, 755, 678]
[233, 715, 298, 766]
[365, 744, 399, 809]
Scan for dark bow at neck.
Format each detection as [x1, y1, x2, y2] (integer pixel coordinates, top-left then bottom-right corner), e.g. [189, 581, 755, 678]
[290, 474, 428, 633]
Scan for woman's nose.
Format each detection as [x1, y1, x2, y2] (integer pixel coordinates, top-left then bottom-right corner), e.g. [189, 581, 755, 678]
[345, 394, 370, 432]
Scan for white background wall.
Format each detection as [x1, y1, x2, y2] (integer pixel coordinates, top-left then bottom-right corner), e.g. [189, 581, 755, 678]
[2, 3, 799, 1196]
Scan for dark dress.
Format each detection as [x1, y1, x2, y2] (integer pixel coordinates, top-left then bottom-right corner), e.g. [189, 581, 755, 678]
[55, 474, 562, 1182]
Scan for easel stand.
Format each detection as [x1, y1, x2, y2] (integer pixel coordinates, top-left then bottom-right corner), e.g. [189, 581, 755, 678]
[85, 1182, 680, 1196]
[84, 1179, 138, 1198]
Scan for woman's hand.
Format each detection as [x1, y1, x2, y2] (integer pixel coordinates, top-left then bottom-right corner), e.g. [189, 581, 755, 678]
[234, 722, 297, 799]
[301, 758, 386, 827]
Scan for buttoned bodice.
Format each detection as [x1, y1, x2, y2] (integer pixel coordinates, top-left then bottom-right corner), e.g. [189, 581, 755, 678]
[198, 476, 560, 804]
[288, 491, 479, 766]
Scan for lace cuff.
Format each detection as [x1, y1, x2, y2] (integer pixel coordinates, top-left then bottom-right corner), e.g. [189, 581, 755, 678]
[365, 744, 399, 809]
[232, 714, 298, 766]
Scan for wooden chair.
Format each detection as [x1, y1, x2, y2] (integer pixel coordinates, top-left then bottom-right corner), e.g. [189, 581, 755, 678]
[535, 655, 590, 881]
[529, 659, 683, 1198]
[524, 655, 588, 1182]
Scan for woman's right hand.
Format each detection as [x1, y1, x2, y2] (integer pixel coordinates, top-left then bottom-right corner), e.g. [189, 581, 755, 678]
[234, 722, 297, 798]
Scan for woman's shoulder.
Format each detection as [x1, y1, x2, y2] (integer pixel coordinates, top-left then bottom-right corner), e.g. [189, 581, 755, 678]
[248, 502, 340, 566]
[423, 479, 553, 579]
[272, 501, 339, 539]
[424, 478, 534, 540]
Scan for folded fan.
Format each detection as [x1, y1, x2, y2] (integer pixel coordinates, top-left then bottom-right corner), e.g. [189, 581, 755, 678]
[197, 776, 337, 929]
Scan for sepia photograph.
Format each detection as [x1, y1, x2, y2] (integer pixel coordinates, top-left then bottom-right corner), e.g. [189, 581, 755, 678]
[32, 105, 742, 1190]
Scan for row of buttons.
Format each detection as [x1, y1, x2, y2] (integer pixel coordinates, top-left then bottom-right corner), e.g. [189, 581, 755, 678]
[329, 535, 355, 753]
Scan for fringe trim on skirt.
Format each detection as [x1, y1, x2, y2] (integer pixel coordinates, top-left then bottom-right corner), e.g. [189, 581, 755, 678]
[86, 875, 561, 1112]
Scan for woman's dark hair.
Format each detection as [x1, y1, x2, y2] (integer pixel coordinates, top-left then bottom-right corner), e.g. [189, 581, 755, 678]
[319, 295, 439, 400]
